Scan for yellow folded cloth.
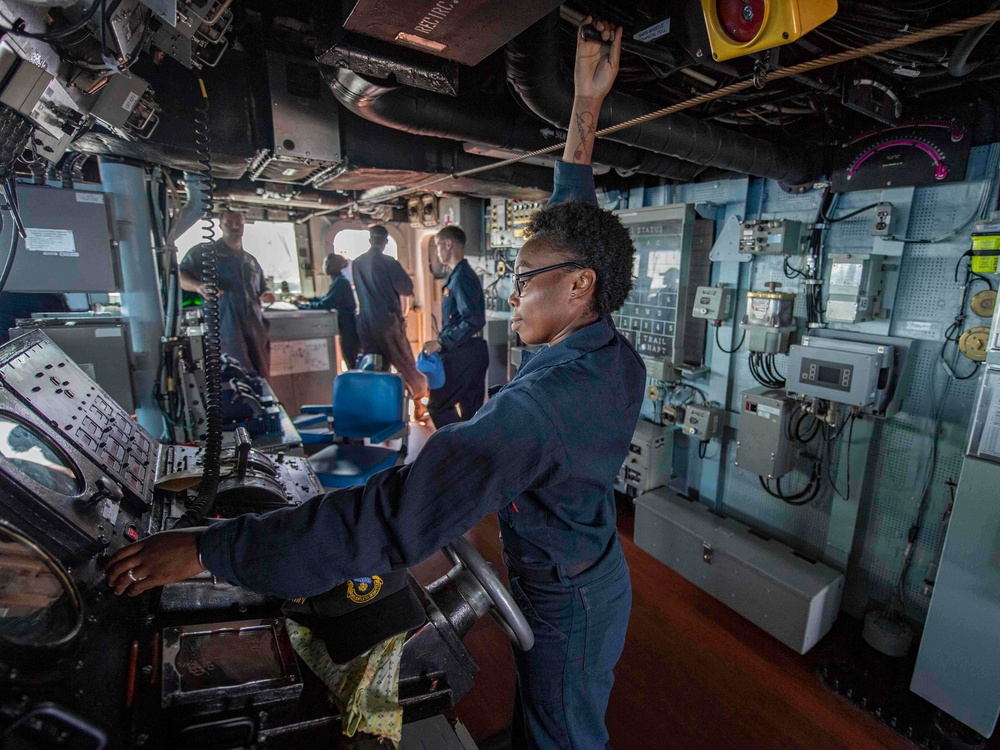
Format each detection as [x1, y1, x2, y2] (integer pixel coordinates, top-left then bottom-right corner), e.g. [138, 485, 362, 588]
[287, 620, 405, 748]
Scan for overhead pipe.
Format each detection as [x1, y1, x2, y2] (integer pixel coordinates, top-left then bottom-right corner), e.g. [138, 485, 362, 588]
[322, 66, 706, 182]
[505, 11, 821, 185]
[947, 0, 1000, 77]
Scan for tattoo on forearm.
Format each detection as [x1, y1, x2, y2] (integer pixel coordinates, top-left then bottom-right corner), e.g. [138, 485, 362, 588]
[572, 111, 596, 163]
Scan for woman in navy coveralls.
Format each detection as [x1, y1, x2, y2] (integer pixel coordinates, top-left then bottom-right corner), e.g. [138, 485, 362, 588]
[108, 19, 644, 750]
[298, 253, 360, 371]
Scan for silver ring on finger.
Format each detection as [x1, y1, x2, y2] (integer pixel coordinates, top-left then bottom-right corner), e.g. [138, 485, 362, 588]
[127, 569, 138, 583]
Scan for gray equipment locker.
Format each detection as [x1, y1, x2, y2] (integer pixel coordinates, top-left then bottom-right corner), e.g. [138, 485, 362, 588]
[635, 488, 843, 654]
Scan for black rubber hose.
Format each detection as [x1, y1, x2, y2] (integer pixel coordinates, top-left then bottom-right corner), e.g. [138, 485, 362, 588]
[948, 0, 1000, 77]
[174, 83, 222, 529]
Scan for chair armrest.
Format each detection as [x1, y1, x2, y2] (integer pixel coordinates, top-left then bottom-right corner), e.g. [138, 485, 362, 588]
[369, 421, 407, 444]
[299, 405, 335, 415]
[292, 414, 327, 429]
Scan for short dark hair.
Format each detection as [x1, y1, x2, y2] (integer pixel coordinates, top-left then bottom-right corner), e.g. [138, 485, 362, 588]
[326, 253, 348, 273]
[369, 225, 388, 239]
[436, 225, 466, 248]
[526, 201, 635, 317]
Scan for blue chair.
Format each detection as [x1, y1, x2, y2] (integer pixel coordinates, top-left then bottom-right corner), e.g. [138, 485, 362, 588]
[300, 371, 409, 489]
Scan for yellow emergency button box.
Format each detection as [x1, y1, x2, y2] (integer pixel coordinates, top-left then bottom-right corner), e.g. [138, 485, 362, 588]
[700, 0, 838, 62]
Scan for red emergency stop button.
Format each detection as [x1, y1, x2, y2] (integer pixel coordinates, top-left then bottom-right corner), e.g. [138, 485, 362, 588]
[126, 526, 139, 542]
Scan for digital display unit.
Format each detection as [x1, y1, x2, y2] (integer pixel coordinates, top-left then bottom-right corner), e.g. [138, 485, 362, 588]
[799, 359, 854, 393]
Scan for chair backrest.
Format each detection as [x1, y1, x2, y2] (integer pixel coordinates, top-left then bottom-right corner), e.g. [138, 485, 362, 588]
[332, 371, 404, 434]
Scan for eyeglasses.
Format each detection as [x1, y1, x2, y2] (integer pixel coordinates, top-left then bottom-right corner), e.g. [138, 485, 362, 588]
[512, 262, 584, 297]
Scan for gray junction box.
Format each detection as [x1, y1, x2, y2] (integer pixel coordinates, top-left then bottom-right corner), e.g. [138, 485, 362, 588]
[619, 419, 673, 495]
[735, 387, 798, 479]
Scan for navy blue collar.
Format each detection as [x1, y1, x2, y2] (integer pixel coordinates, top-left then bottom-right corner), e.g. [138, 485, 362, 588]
[515, 316, 617, 379]
[444, 258, 470, 286]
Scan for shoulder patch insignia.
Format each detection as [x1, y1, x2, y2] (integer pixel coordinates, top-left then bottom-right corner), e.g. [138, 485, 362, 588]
[347, 575, 383, 604]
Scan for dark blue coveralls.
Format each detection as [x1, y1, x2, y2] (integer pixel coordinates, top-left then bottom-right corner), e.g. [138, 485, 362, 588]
[429, 258, 489, 428]
[201, 161, 646, 750]
[350, 249, 426, 399]
[299, 272, 360, 370]
[180, 241, 271, 378]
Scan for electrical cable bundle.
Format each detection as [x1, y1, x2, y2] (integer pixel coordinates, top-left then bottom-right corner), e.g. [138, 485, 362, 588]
[174, 79, 222, 530]
[822, 412, 857, 502]
[149, 170, 195, 435]
[804, 190, 835, 328]
[758, 462, 822, 506]
[886, 141, 1000, 244]
[0, 177, 23, 294]
[748, 351, 785, 388]
[0, 104, 31, 295]
[759, 404, 842, 506]
[880, 346, 954, 624]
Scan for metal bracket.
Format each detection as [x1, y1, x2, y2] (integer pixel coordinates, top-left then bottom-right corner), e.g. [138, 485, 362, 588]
[709, 214, 752, 262]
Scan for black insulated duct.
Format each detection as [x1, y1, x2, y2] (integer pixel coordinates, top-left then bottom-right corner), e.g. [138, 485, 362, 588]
[317, 31, 461, 96]
[505, 11, 822, 185]
[322, 66, 706, 182]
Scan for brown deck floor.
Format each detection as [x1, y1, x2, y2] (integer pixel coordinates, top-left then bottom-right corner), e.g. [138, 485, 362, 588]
[401, 420, 997, 750]
[411, 507, 998, 750]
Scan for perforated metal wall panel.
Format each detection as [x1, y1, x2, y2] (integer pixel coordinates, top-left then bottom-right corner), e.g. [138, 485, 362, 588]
[618, 145, 998, 622]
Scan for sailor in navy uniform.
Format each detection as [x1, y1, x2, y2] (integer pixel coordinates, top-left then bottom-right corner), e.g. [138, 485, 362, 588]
[109, 18, 639, 750]
[422, 224, 490, 428]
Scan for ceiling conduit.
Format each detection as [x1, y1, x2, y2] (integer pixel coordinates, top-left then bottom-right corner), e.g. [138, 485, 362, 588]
[321, 65, 706, 182]
[504, 11, 821, 185]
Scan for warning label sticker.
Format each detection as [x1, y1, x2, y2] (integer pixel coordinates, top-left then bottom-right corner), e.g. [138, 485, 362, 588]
[25, 228, 78, 257]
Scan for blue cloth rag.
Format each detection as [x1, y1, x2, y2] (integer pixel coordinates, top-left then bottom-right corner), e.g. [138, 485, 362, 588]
[416, 351, 445, 390]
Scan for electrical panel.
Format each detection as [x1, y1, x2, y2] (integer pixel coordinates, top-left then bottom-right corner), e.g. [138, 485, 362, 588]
[735, 388, 798, 479]
[487, 198, 544, 248]
[787, 337, 896, 410]
[255, 52, 342, 185]
[691, 285, 735, 325]
[826, 254, 887, 324]
[613, 205, 713, 372]
[739, 219, 805, 255]
[741, 283, 796, 354]
[682, 404, 723, 442]
[618, 420, 673, 496]
[0, 185, 119, 293]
